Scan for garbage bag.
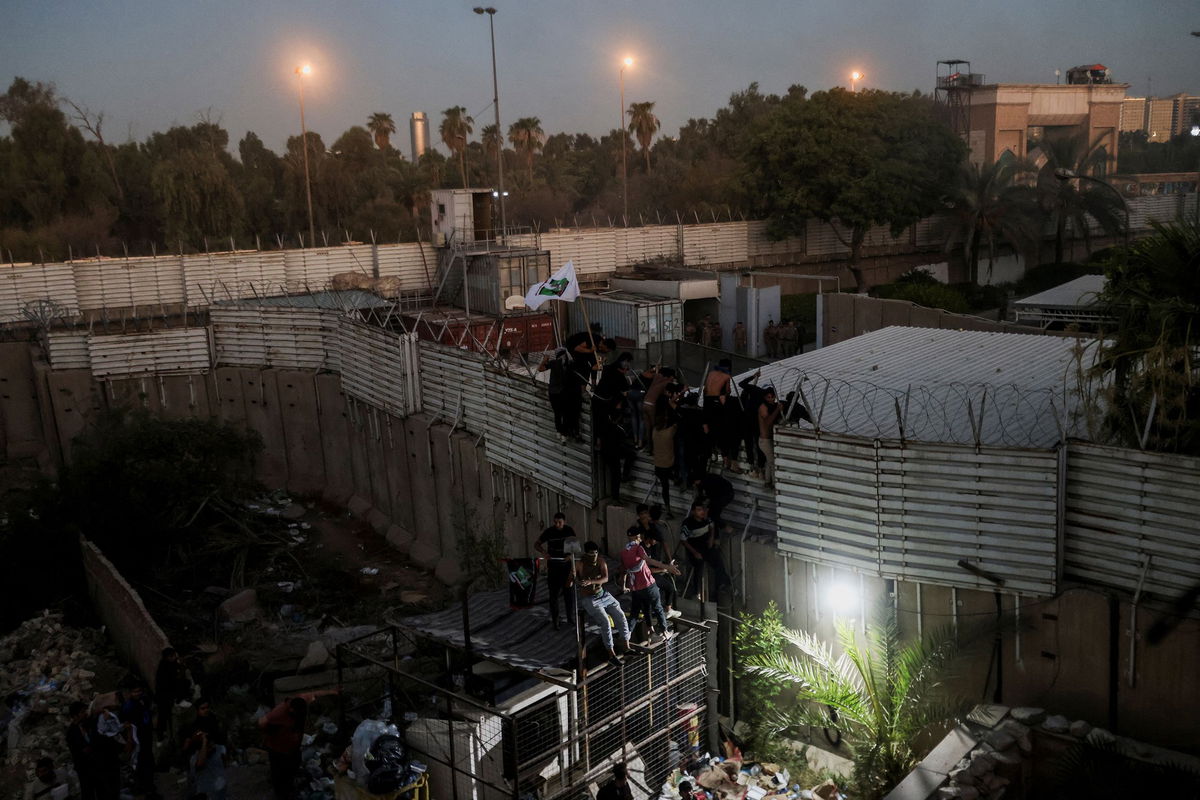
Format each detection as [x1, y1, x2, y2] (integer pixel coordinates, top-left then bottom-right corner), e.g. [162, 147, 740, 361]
[350, 719, 400, 785]
[367, 765, 418, 795]
[365, 733, 406, 770]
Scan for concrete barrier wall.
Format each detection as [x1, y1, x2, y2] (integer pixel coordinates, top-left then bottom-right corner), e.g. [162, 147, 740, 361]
[820, 292, 1045, 346]
[80, 538, 172, 690]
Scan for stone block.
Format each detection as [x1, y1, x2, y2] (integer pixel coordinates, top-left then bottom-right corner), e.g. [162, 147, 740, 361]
[298, 641, 332, 672]
[1042, 715, 1070, 734]
[1010, 707, 1045, 726]
[218, 589, 259, 622]
[385, 525, 412, 554]
[435, 557, 463, 586]
[366, 508, 391, 536]
[409, 540, 441, 570]
[1069, 720, 1092, 738]
[347, 495, 372, 518]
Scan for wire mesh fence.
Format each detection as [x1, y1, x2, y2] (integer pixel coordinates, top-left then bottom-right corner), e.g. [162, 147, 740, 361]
[337, 625, 711, 800]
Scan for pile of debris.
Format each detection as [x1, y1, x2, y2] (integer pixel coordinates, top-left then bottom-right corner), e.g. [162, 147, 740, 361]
[662, 757, 844, 800]
[0, 611, 124, 781]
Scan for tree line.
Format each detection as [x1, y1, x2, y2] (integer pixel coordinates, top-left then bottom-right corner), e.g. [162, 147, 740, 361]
[0, 75, 1164, 270]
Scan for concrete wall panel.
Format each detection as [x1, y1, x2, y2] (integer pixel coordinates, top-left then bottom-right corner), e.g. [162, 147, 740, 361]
[239, 369, 289, 488]
[315, 374, 353, 505]
[0, 343, 46, 460]
[46, 369, 104, 462]
[383, 414, 416, 538]
[274, 371, 326, 494]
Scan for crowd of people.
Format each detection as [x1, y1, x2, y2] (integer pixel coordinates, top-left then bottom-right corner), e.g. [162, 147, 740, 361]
[39, 646, 313, 800]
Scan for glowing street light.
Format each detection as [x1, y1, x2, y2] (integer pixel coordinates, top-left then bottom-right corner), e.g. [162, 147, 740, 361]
[295, 64, 316, 247]
[850, 70, 864, 93]
[619, 56, 634, 222]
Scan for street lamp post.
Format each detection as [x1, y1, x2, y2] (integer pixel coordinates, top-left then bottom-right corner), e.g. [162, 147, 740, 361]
[474, 6, 506, 242]
[1054, 167, 1130, 249]
[295, 64, 316, 248]
[620, 56, 633, 223]
[850, 71, 863, 93]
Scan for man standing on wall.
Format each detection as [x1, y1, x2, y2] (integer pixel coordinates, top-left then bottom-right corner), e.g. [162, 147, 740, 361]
[620, 526, 681, 642]
[535, 512, 578, 630]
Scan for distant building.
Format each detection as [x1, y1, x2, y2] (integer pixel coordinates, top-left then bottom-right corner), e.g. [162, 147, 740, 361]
[1119, 93, 1200, 141]
[963, 80, 1127, 171]
[410, 111, 430, 162]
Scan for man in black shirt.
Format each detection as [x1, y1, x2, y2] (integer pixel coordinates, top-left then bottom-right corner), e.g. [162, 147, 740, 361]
[597, 764, 634, 800]
[679, 501, 732, 599]
[535, 513, 578, 630]
[693, 472, 734, 530]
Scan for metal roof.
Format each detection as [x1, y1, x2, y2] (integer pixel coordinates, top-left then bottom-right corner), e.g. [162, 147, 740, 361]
[389, 568, 634, 675]
[738, 326, 1099, 448]
[1013, 274, 1106, 311]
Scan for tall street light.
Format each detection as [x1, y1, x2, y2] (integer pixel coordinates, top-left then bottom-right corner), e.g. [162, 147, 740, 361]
[295, 64, 316, 248]
[1054, 167, 1130, 249]
[851, 70, 863, 93]
[620, 56, 633, 222]
[474, 6, 506, 242]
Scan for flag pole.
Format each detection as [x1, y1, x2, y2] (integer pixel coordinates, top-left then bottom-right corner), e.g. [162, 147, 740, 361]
[578, 297, 601, 379]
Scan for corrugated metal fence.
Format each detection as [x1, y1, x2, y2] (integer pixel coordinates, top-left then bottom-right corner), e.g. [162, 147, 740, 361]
[773, 430, 1060, 595]
[336, 320, 421, 418]
[211, 306, 342, 370]
[1063, 442, 1200, 598]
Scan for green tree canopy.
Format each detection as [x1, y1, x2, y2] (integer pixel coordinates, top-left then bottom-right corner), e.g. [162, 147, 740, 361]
[745, 88, 965, 289]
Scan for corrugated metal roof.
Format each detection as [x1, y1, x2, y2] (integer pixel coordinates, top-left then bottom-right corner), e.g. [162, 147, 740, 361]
[1012, 275, 1106, 310]
[740, 326, 1099, 448]
[390, 573, 634, 674]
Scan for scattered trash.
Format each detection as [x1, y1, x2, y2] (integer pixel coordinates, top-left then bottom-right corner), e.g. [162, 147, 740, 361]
[277, 581, 296, 593]
[360, 567, 379, 576]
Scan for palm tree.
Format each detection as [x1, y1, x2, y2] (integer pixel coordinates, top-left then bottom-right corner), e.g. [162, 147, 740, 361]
[481, 123, 502, 183]
[366, 112, 396, 152]
[507, 117, 545, 185]
[440, 106, 474, 188]
[1095, 217, 1200, 454]
[627, 101, 661, 174]
[745, 605, 972, 800]
[1033, 132, 1125, 264]
[942, 156, 1040, 284]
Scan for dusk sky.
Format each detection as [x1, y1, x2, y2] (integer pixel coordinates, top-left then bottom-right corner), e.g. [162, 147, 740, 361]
[3, 0, 1197, 155]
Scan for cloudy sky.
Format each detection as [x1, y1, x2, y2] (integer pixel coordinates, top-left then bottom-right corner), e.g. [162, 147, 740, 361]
[2, 0, 1196, 154]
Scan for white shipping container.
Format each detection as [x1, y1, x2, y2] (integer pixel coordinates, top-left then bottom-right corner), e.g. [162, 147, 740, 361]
[569, 291, 683, 348]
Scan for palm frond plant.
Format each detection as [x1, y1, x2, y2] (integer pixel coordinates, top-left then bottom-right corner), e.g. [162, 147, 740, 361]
[745, 603, 974, 800]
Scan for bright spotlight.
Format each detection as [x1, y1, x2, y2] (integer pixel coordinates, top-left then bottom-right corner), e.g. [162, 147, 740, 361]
[826, 581, 858, 616]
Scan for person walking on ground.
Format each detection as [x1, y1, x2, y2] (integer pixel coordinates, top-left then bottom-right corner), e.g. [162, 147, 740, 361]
[64, 703, 97, 800]
[575, 541, 631, 664]
[764, 319, 777, 359]
[535, 513, 578, 630]
[680, 502, 732, 599]
[154, 647, 190, 742]
[758, 388, 784, 485]
[259, 697, 308, 800]
[621, 526, 681, 642]
[120, 683, 160, 798]
[733, 321, 747, 354]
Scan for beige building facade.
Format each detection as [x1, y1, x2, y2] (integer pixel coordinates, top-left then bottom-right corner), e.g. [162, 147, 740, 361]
[965, 82, 1127, 171]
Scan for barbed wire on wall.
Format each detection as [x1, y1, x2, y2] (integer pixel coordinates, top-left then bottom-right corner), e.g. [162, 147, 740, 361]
[770, 369, 1091, 449]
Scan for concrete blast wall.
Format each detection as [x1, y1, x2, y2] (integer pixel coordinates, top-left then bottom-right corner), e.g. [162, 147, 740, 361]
[80, 538, 172, 690]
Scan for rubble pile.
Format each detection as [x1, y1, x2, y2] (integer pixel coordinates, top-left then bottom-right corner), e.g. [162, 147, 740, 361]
[661, 756, 844, 800]
[0, 611, 122, 769]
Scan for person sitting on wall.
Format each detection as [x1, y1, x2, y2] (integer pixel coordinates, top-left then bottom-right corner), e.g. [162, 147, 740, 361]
[576, 541, 631, 665]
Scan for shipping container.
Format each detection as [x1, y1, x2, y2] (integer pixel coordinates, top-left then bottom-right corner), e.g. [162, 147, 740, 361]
[568, 291, 683, 348]
[400, 309, 555, 355]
